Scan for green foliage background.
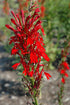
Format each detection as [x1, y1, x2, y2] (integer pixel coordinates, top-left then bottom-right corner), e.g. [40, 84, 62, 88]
[42, 0, 70, 69]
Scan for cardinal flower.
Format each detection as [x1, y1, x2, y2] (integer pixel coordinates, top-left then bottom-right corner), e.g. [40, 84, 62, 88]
[58, 49, 70, 84]
[5, 7, 51, 82]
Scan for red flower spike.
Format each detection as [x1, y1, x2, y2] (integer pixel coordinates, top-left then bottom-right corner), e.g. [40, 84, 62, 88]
[12, 63, 20, 69]
[6, 8, 50, 84]
[58, 48, 70, 84]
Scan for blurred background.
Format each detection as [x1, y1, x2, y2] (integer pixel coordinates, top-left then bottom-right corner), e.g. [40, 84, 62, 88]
[0, 0, 70, 105]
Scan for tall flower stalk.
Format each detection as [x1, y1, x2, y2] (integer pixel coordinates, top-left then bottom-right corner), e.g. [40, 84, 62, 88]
[5, 2, 51, 105]
[58, 42, 70, 105]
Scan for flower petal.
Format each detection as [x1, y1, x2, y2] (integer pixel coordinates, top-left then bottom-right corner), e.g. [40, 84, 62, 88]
[5, 24, 16, 32]
[12, 63, 20, 69]
[44, 72, 51, 80]
[11, 47, 18, 55]
[61, 77, 65, 84]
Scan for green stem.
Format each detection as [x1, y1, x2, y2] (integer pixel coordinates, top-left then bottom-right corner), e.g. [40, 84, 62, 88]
[33, 96, 38, 105]
[30, 77, 39, 105]
[58, 83, 64, 105]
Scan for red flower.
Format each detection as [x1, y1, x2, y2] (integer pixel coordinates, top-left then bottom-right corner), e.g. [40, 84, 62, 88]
[44, 72, 51, 80]
[41, 5, 45, 13]
[11, 47, 18, 55]
[40, 5, 45, 17]
[60, 69, 65, 74]
[61, 77, 65, 84]
[65, 73, 68, 77]
[22, 68, 27, 76]
[6, 7, 50, 82]
[62, 62, 69, 70]
[12, 63, 20, 69]
[60, 69, 68, 78]
[30, 52, 38, 63]
[58, 49, 69, 84]
[38, 0, 41, 2]
[28, 70, 34, 77]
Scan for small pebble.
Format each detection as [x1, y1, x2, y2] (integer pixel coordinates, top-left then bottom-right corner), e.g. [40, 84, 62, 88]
[4, 83, 10, 87]
[11, 95, 17, 100]
[64, 97, 70, 102]
[19, 99, 24, 105]
[1, 91, 5, 95]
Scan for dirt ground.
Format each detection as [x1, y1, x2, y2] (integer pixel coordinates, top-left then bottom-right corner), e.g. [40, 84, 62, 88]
[0, 42, 70, 105]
